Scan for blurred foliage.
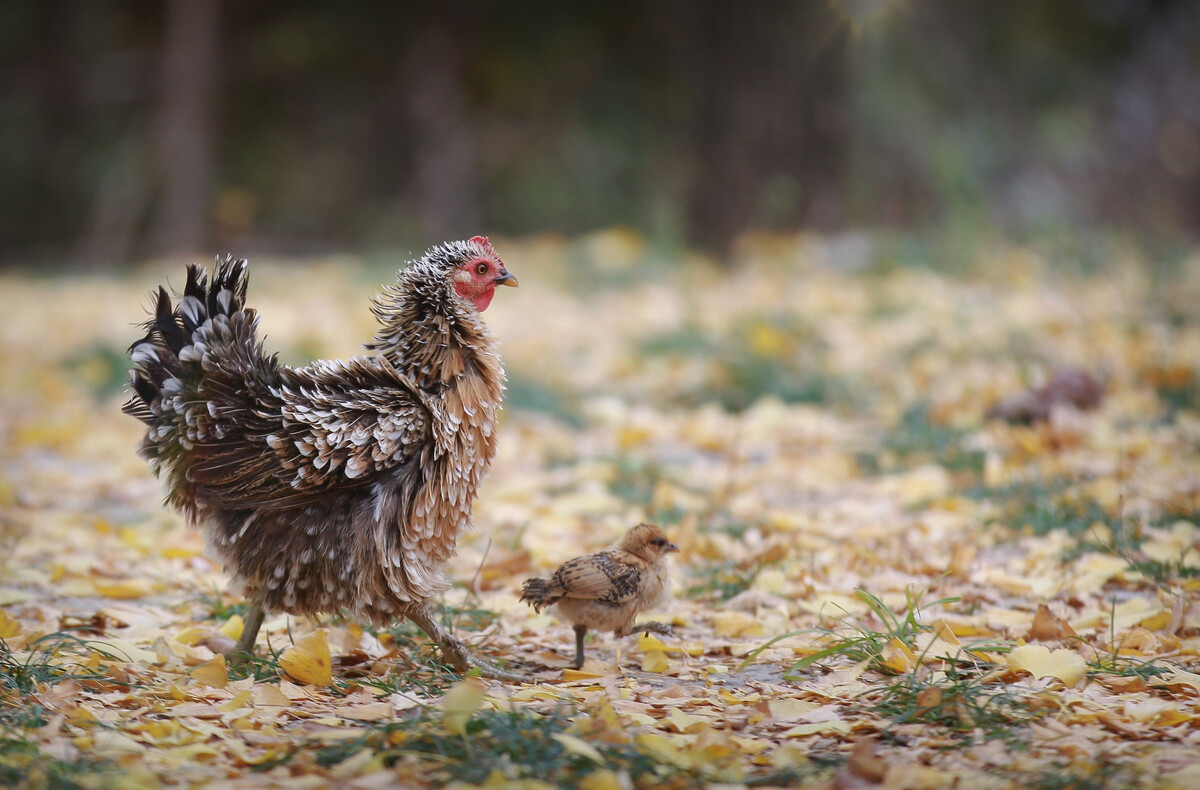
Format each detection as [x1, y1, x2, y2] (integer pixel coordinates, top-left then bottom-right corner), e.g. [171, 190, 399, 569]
[0, 0, 1197, 266]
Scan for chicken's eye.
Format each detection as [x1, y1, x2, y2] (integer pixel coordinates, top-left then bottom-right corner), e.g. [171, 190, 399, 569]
[652, 537, 665, 547]
[475, 262, 489, 275]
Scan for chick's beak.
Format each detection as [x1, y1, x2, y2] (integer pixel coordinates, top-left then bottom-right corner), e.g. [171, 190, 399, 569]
[494, 270, 519, 288]
[666, 542, 680, 553]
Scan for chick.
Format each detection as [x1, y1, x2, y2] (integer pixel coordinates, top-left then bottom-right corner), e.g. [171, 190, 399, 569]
[520, 523, 679, 669]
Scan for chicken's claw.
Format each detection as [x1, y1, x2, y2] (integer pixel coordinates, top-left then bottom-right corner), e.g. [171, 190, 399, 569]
[407, 604, 527, 683]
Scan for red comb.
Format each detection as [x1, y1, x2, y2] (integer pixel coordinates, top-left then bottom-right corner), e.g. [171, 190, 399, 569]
[469, 235, 496, 256]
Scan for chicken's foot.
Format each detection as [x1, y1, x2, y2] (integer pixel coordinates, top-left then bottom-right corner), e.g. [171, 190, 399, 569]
[406, 605, 526, 683]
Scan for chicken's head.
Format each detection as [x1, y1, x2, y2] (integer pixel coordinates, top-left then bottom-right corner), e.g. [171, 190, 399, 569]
[451, 235, 518, 312]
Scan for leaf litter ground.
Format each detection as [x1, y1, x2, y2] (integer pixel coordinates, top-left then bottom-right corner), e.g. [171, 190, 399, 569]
[1, 231, 1199, 789]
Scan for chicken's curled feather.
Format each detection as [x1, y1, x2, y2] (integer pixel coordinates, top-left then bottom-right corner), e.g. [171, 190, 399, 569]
[123, 239, 521, 679]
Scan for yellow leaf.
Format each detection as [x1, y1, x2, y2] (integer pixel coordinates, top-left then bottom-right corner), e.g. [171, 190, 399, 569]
[0, 609, 20, 639]
[661, 707, 709, 734]
[715, 690, 757, 707]
[1139, 610, 1172, 632]
[93, 578, 157, 599]
[754, 568, 787, 594]
[914, 686, 943, 716]
[712, 611, 764, 639]
[578, 770, 622, 790]
[731, 735, 772, 755]
[637, 633, 668, 652]
[442, 676, 486, 736]
[161, 545, 200, 560]
[253, 685, 293, 706]
[190, 654, 228, 689]
[510, 687, 567, 702]
[1072, 554, 1131, 594]
[880, 636, 917, 673]
[279, 630, 333, 687]
[1007, 644, 1087, 688]
[89, 637, 157, 665]
[635, 733, 688, 768]
[173, 627, 204, 646]
[346, 702, 393, 722]
[642, 649, 670, 673]
[783, 718, 852, 738]
[218, 690, 251, 712]
[748, 322, 787, 356]
[617, 426, 652, 450]
[219, 614, 244, 640]
[767, 699, 819, 722]
[563, 664, 611, 681]
[551, 733, 605, 764]
[136, 720, 179, 742]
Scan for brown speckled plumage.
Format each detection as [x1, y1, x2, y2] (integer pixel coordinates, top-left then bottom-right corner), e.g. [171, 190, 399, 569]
[124, 238, 520, 678]
[520, 523, 679, 668]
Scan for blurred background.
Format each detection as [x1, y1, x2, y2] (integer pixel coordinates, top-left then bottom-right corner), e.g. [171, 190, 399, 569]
[0, 0, 1198, 268]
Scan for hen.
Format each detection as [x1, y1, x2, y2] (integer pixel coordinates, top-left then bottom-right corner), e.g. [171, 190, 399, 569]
[520, 523, 678, 669]
[123, 237, 519, 678]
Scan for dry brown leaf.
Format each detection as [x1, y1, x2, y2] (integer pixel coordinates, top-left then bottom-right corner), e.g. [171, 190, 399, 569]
[1027, 604, 1078, 642]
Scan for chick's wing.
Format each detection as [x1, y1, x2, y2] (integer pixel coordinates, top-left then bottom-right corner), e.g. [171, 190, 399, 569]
[550, 550, 644, 604]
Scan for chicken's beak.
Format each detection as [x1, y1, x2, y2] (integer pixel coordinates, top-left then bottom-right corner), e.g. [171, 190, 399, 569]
[494, 271, 519, 288]
[666, 542, 680, 553]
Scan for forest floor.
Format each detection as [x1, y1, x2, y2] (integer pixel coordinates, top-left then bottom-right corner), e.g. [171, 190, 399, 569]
[2, 230, 1199, 789]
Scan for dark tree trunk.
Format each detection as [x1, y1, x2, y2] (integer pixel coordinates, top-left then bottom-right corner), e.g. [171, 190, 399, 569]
[682, 0, 850, 255]
[154, 0, 219, 256]
[400, 14, 480, 243]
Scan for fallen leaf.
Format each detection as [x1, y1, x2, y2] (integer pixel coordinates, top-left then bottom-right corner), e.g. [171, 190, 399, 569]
[712, 611, 765, 639]
[767, 698, 819, 722]
[642, 649, 671, 673]
[189, 654, 228, 689]
[442, 676, 486, 735]
[1007, 644, 1087, 687]
[279, 630, 333, 687]
[879, 636, 917, 673]
[92, 577, 158, 599]
[219, 614, 244, 640]
[1027, 604, 1077, 642]
[551, 732, 605, 764]
[0, 609, 20, 638]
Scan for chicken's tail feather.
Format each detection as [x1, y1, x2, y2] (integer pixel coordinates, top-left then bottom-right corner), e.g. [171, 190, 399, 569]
[122, 255, 251, 424]
[519, 577, 555, 612]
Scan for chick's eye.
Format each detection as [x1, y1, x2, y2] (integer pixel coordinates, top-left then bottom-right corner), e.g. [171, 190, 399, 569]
[652, 537, 665, 547]
[475, 262, 489, 275]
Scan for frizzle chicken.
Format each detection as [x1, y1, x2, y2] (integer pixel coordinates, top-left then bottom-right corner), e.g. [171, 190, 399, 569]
[123, 237, 519, 678]
[520, 523, 678, 669]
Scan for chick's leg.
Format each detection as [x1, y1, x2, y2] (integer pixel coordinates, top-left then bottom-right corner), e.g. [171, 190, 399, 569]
[405, 604, 526, 683]
[228, 594, 265, 665]
[572, 625, 588, 670]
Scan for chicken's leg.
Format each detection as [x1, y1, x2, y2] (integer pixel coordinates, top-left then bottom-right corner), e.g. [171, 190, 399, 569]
[572, 625, 588, 669]
[406, 605, 525, 683]
[228, 594, 266, 665]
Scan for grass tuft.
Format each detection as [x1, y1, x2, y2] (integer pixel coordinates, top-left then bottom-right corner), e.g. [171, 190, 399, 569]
[869, 664, 1037, 747]
[261, 706, 695, 786]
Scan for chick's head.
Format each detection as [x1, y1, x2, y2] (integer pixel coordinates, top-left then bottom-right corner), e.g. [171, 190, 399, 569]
[619, 523, 680, 561]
